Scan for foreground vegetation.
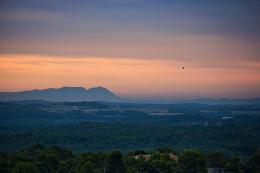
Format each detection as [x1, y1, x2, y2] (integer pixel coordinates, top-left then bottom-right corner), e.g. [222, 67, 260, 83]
[1, 145, 259, 173]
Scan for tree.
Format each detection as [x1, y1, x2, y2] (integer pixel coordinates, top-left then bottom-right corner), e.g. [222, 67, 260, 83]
[77, 161, 96, 173]
[246, 151, 260, 173]
[49, 145, 73, 160]
[57, 160, 75, 173]
[12, 161, 39, 173]
[178, 150, 207, 173]
[156, 147, 176, 154]
[0, 153, 11, 173]
[225, 156, 241, 173]
[137, 161, 160, 173]
[107, 150, 125, 173]
[150, 160, 177, 173]
[37, 153, 60, 173]
[207, 152, 225, 168]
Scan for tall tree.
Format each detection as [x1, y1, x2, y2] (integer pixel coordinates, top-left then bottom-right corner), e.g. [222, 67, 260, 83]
[178, 150, 207, 173]
[107, 150, 125, 173]
[207, 152, 225, 168]
[12, 161, 39, 173]
[77, 161, 96, 173]
[225, 156, 241, 173]
[245, 150, 260, 173]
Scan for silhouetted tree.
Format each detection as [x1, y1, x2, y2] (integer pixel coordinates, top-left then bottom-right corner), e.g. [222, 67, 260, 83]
[0, 153, 11, 173]
[207, 152, 225, 168]
[77, 161, 96, 173]
[225, 156, 241, 173]
[246, 150, 260, 173]
[12, 161, 39, 173]
[107, 150, 125, 173]
[178, 150, 207, 173]
[37, 153, 60, 173]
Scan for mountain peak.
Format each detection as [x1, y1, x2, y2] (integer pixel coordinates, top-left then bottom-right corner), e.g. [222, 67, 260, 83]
[89, 86, 104, 89]
[59, 86, 87, 91]
[88, 86, 110, 91]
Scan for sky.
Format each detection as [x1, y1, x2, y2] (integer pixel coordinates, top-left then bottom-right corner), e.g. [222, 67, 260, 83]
[0, 0, 260, 99]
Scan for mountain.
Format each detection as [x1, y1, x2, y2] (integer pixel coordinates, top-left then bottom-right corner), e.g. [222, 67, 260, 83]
[0, 86, 124, 102]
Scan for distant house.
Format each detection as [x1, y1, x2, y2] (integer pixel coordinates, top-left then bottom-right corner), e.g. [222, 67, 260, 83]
[134, 154, 151, 161]
[168, 153, 178, 161]
[207, 167, 225, 173]
[134, 153, 178, 162]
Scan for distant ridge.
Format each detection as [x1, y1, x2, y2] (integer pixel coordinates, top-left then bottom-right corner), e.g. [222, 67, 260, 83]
[0, 86, 123, 102]
[191, 97, 260, 105]
[124, 97, 260, 105]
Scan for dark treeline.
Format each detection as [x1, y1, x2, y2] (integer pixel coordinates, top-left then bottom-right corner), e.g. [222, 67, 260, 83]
[1, 145, 259, 173]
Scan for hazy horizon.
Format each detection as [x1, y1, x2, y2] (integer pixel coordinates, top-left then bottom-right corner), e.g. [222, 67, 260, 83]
[1, 0, 260, 99]
[1, 85, 260, 102]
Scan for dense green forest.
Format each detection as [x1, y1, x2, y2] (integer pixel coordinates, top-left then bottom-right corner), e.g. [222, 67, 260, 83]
[1, 101, 260, 155]
[0, 101, 260, 173]
[1, 145, 259, 173]
[1, 121, 259, 156]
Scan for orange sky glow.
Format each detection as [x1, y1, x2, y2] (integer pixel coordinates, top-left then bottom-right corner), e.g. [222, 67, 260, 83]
[1, 1, 260, 99]
[1, 54, 260, 99]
